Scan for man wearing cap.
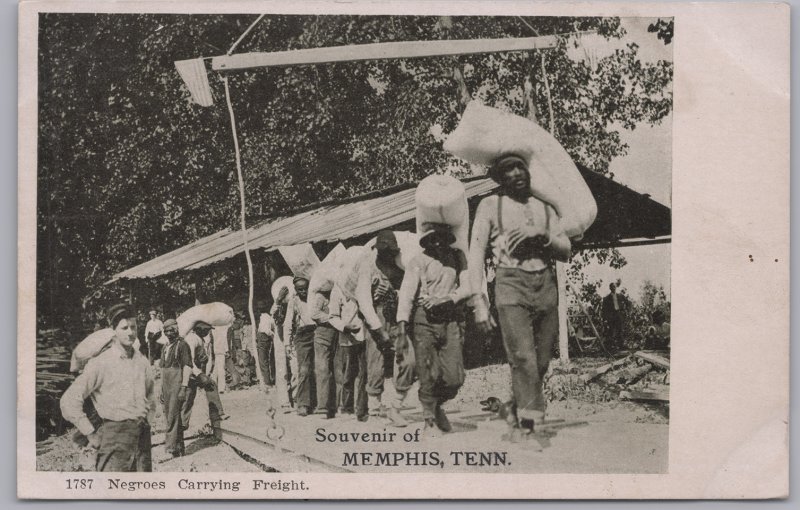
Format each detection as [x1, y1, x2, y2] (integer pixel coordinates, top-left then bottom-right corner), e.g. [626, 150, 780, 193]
[182, 320, 228, 440]
[468, 154, 572, 441]
[283, 276, 317, 416]
[397, 224, 475, 438]
[353, 230, 415, 424]
[159, 318, 191, 457]
[60, 303, 155, 471]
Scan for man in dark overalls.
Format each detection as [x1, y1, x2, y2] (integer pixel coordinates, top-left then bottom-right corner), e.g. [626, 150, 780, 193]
[159, 319, 191, 457]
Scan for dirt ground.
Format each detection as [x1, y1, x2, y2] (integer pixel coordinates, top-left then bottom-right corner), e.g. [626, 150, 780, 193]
[36, 357, 668, 472]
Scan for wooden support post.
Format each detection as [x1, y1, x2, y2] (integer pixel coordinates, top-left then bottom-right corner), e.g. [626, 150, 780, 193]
[556, 262, 569, 362]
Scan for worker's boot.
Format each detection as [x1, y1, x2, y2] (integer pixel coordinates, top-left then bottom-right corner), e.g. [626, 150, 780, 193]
[368, 394, 384, 417]
[421, 419, 440, 440]
[386, 407, 408, 428]
[387, 391, 409, 427]
[434, 405, 452, 433]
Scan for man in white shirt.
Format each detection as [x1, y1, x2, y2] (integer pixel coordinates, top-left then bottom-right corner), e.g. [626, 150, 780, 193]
[144, 309, 164, 365]
[60, 303, 155, 471]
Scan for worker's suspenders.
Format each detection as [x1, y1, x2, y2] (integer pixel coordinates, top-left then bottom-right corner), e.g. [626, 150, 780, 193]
[496, 194, 552, 264]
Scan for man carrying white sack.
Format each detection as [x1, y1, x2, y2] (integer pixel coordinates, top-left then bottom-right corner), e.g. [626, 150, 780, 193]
[350, 231, 415, 426]
[182, 320, 229, 441]
[444, 102, 596, 442]
[397, 223, 475, 438]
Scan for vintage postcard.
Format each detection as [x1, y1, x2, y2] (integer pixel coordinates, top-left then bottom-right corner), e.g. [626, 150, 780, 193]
[18, 0, 789, 500]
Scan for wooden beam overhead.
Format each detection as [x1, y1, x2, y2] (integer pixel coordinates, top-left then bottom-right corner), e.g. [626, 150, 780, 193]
[211, 35, 558, 72]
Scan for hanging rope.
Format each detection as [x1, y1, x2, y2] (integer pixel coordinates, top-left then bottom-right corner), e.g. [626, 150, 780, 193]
[222, 75, 274, 398]
[540, 54, 556, 135]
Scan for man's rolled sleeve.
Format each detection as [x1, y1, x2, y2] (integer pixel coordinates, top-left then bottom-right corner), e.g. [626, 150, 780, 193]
[396, 265, 420, 323]
[356, 261, 383, 330]
[60, 365, 101, 436]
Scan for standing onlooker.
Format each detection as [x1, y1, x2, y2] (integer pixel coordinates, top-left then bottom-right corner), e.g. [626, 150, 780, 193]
[159, 319, 191, 458]
[253, 307, 276, 387]
[144, 310, 164, 365]
[225, 313, 246, 390]
[601, 282, 629, 352]
[60, 303, 155, 471]
[270, 285, 295, 408]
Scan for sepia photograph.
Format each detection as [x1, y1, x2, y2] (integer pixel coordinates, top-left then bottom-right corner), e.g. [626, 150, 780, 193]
[31, 11, 673, 476]
[18, 0, 790, 500]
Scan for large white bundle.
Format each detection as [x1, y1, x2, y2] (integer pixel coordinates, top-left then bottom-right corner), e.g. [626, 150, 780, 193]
[70, 328, 115, 373]
[177, 302, 235, 338]
[278, 243, 320, 279]
[415, 175, 469, 254]
[443, 102, 597, 240]
[271, 276, 295, 301]
[333, 246, 371, 301]
[309, 243, 347, 295]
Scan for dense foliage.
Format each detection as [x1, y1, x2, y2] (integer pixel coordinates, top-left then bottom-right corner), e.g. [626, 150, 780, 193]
[37, 14, 672, 327]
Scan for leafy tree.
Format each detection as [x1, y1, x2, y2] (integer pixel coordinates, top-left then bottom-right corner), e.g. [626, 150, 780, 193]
[37, 14, 672, 327]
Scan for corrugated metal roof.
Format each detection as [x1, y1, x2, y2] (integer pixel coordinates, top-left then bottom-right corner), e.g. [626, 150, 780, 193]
[109, 178, 499, 282]
[109, 168, 672, 283]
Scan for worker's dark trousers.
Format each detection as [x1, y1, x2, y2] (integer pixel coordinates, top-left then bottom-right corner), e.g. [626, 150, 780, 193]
[293, 326, 316, 411]
[366, 322, 414, 397]
[335, 340, 367, 417]
[314, 325, 339, 413]
[160, 365, 184, 456]
[411, 308, 465, 420]
[256, 335, 275, 385]
[605, 316, 624, 351]
[181, 380, 224, 440]
[495, 266, 559, 423]
[95, 418, 152, 472]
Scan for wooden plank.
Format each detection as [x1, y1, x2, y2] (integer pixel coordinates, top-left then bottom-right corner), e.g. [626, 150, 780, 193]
[634, 351, 670, 369]
[619, 390, 669, 402]
[580, 356, 631, 383]
[212, 35, 558, 72]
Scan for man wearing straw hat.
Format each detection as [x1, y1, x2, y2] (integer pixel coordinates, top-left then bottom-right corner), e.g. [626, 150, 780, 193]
[397, 223, 475, 438]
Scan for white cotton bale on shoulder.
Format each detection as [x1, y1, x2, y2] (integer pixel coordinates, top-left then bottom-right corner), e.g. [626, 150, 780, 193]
[278, 243, 320, 280]
[309, 243, 347, 294]
[415, 175, 469, 254]
[177, 302, 235, 338]
[271, 275, 295, 301]
[443, 102, 597, 239]
[70, 328, 115, 373]
[334, 246, 370, 301]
